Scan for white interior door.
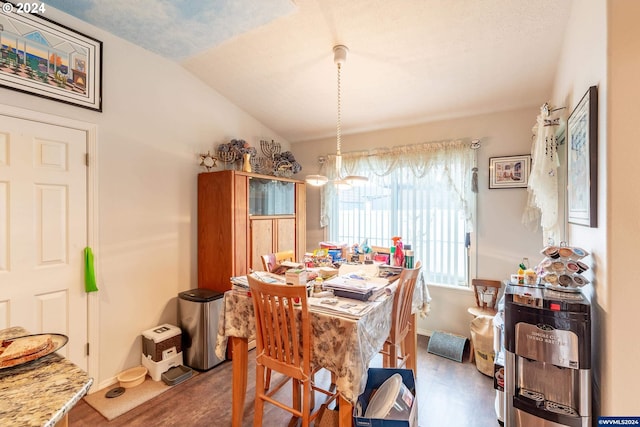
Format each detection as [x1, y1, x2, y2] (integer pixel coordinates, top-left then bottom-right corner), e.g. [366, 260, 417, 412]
[0, 114, 88, 371]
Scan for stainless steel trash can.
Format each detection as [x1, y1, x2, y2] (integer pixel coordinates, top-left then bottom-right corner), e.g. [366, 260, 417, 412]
[178, 289, 225, 370]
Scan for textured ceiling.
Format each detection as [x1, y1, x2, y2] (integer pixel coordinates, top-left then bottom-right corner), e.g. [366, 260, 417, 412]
[47, 0, 573, 142]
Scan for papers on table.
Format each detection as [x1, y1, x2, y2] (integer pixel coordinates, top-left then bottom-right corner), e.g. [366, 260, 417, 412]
[230, 276, 249, 289]
[338, 263, 379, 278]
[323, 273, 391, 301]
[230, 272, 287, 296]
[281, 261, 304, 268]
[308, 296, 381, 319]
[229, 272, 390, 319]
[230, 276, 252, 296]
[230, 272, 286, 289]
[324, 274, 388, 289]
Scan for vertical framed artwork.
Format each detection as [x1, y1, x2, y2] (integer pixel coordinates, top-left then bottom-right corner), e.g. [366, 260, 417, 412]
[567, 86, 598, 227]
[0, 1, 102, 111]
[489, 155, 531, 189]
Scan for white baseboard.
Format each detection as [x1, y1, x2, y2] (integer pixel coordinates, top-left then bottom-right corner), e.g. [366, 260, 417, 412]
[417, 328, 434, 337]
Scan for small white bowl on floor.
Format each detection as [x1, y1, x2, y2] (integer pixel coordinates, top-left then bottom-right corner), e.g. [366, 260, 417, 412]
[117, 366, 148, 388]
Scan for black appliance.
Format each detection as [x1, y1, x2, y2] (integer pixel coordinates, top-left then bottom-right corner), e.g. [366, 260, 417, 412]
[504, 284, 591, 427]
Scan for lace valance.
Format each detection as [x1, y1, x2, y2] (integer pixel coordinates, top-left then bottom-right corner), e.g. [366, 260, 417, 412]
[320, 139, 476, 230]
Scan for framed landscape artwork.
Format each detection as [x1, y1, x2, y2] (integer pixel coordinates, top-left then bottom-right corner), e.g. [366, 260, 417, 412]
[489, 155, 530, 189]
[567, 85, 598, 227]
[0, 1, 102, 111]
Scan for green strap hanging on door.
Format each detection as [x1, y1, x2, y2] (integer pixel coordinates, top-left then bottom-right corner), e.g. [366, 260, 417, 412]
[84, 247, 98, 293]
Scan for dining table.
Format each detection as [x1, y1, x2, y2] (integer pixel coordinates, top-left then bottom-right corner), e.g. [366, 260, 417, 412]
[215, 273, 430, 427]
[0, 326, 93, 427]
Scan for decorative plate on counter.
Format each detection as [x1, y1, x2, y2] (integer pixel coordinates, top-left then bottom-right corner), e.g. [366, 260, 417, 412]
[0, 333, 68, 370]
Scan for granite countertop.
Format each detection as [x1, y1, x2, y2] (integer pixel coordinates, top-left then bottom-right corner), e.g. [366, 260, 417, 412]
[0, 327, 93, 427]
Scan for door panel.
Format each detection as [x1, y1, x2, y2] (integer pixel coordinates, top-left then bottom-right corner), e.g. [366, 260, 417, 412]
[276, 218, 295, 253]
[251, 219, 275, 271]
[37, 184, 68, 264]
[0, 115, 87, 370]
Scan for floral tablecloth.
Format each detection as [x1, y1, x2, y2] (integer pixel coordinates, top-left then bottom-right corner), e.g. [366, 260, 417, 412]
[215, 291, 394, 403]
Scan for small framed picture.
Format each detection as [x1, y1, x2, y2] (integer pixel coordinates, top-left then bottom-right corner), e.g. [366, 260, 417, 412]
[489, 155, 530, 189]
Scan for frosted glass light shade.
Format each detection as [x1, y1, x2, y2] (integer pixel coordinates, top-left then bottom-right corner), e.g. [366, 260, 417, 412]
[334, 179, 352, 190]
[305, 174, 329, 187]
[344, 175, 368, 186]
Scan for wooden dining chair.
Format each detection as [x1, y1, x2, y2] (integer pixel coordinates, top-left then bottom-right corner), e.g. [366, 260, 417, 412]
[247, 275, 337, 427]
[257, 249, 296, 391]
[380, 261, 422, 371]
[468, 278, 501, 317]
[260, 249, 295, 273]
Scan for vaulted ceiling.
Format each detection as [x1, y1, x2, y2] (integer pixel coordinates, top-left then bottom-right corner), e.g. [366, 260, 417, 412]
[47, 0, 573, 142]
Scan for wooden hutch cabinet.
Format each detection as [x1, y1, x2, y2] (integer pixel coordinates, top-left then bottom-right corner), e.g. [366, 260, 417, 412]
[197, 170, 306, 292]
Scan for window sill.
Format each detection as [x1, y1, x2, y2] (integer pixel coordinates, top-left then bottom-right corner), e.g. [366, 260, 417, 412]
[426, 282, 473, 293]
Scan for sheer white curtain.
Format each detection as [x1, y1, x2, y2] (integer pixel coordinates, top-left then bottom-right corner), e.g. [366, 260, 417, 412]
[523, 104, 562, 244]
[320, 139, 476, 229]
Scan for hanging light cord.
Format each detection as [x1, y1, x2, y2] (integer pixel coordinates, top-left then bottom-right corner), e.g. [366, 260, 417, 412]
[336, 62, 342, 158]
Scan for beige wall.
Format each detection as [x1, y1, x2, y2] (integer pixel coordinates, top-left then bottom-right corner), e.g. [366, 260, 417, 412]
[550, 0, 640, 416]
[0, 7, 289, 389]
[551, 0, 609, 416]
[294, 108, 544, 337]
[607, 0, 640, 415]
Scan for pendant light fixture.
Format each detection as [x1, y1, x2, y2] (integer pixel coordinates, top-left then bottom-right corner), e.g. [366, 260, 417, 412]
[304, 45, 368, 188]
[305, 157, 329, 187]
[305, 174, 330, 186]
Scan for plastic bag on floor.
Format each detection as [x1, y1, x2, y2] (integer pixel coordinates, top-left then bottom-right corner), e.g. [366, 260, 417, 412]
[471, 315, 495, 376]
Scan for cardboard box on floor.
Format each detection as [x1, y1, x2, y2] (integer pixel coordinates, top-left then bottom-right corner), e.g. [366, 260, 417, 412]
[354, 368, 417, 427]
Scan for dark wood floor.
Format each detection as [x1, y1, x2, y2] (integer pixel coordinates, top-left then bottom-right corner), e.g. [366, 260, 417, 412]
[69, 335, 499, 426]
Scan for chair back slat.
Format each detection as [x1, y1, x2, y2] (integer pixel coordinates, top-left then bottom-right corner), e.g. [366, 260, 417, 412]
[248, 275, 311, 379]
[275, 293, 297, 366]
[388, 262, 422, 345]
[265, 294, 280, 361]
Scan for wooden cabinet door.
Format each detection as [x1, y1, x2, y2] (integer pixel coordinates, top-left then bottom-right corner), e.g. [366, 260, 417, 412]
[276, 218, 296, 253]
[198, 170, 246, 292]
[250, 219, 274, 271]
[250, 216, 297, 270]
[233, 174, 249, 277]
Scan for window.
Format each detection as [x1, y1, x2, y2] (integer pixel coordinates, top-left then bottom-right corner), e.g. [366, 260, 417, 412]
[321, 140, 476, 286]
